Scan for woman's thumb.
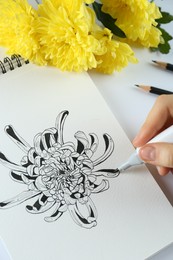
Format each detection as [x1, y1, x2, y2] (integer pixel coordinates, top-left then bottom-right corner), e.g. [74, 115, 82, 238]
[138, 142, 173, 168]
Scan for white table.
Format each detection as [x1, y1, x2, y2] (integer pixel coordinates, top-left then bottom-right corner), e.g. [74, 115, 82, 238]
[90, 0, 173, 206]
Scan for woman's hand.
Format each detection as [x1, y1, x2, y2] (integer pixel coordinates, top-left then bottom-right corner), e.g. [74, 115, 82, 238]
[133, 95, 173, 175]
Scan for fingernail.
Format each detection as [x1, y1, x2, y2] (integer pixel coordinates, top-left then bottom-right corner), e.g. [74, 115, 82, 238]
[133, 132, 143, 145]
[139, 146, 156, 161]
[156, 166, 161, 174]
[133, 135, 141, 146]
[132, 136, 138, 145]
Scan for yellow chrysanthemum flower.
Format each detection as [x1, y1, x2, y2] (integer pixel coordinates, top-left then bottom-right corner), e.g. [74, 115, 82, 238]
[0, 0, 44, 64]
[37, 0, 104, 72]
[101, 0, 162, 48]
[0, 0, 137, 73]
[93, 28, 137, 74]
[84, 0, 95, 3]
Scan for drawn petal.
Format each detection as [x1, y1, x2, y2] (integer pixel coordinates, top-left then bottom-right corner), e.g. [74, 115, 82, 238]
[94, 168, 120, 178]
[5, 125, 31, 153]
[89, 133, 99, 153]
[93, 134, 114, 166]
[60, 142, 75, 152]
[82, 159, 94, 169]
[35, 176, 47, 191]
[74, 131, 89, 154]
[55, 110, 69, 144]
[10, 170, 25, 183]
[0, 190, 40, 209]
[28, 148, 38, 164]
[45, 202, 67, 222]
[44, 202, 64, 222]
[20, 155, 30, 167]
[89, 179, 109, 193]
[68, 197, 97, 229]
[26, 194, 55, 214]
[10, 170, 36, 184]
[27, 164, 38, 177]
[0, 152, 26, 172]
[34, 133, 43, 156]
[41, 128, 58, 150]
[34, 133, 52, 159]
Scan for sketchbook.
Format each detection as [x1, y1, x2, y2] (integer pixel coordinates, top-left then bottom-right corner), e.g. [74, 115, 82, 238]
[0, 51, 173, 260]
[0, 54, 29, 74]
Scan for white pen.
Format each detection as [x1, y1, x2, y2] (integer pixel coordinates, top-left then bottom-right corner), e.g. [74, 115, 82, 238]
[117, 125, 173, 173]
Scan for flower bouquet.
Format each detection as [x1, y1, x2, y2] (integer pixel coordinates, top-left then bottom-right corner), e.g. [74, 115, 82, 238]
[0, 0, 172, 73]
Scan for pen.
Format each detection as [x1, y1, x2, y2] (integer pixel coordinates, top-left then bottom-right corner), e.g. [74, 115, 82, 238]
[116, 125, 173, 173]
[135, 84, 173, 95]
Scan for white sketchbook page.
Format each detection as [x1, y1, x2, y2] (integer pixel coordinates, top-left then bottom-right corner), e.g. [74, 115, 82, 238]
[0, 63, 172, 260]
[0, 238, 11, 260]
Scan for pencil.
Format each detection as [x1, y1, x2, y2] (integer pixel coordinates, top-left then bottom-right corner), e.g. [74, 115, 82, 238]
[135, 84, 173, 95]
[152, 60, 173, 72]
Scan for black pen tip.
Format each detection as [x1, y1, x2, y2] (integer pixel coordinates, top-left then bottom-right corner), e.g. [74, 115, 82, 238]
[101, 168, 120, 174]
[95, 168, 120, 177]
[152, 60, 156, 63]
[112, 168, 120, 174]
[135, 84, 139, 87]
[107, 168, 120, 177]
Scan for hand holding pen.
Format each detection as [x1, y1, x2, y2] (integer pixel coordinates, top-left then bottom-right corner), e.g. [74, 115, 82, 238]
[113, 60, 173, 176]
[133, 95, 173, 176]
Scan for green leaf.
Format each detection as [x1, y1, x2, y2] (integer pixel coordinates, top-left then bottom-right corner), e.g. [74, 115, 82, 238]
[156, 10, 173, 24]
[92, 2, 126, 38]
[152, 7, 173, 54]
[158, 42, 171, 54]
[151, 27, 173, 54]
[160, 27, 173, 42]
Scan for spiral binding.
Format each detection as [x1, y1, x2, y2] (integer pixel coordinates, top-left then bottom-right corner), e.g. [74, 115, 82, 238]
[0, 55, 29, 74]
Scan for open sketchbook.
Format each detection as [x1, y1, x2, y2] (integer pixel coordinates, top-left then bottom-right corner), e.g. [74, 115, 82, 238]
[0, 51, 173, 260]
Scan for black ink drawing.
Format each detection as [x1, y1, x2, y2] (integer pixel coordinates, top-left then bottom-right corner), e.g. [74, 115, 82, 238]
[0, 111, 119, 229]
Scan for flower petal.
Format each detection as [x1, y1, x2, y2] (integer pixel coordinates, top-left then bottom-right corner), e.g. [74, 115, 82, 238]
[0, 152, 26, 172]
[89, 179, 109, 193]
[34, 133, 44, 156]
[35, 176, 47, 191]
[27, 148, 37, 164]
[45, 202, 67, 222]
[10, 170, 25, 183]
[59, 142, 75, 152]
[10, 170, 36, 184]
[82, 158, 94, 169]
[94, 168, 120, 178]
[89, 133, 98, 153]
[93, 134, 114, 166]
[26, 194, 55, 214]
[5, 125, 31, 153]
[55, 110, 69, 144]
[74, 131, 90, 154]
[0, 190, 40, 209]
[44, 202, 64, 222]
[41, 128, 58, 150]
[68, 197, 97, 229]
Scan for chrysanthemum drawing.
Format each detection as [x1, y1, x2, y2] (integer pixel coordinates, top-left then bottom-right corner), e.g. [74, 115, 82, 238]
[0, 110, 119, 229]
